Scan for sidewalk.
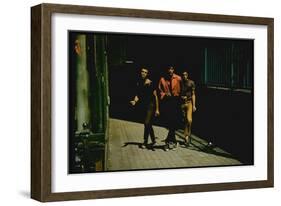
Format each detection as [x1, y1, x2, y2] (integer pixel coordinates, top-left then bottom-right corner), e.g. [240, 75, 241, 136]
[106, 118, 241, 171]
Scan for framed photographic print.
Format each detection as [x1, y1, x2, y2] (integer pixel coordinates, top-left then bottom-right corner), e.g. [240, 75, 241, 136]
[31, 3, 274, 202]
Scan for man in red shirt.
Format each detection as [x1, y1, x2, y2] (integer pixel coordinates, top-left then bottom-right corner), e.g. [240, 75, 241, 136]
[158, 66, 182, 151]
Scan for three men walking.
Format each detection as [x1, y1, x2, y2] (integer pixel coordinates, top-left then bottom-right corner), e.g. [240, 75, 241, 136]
[130, 66, 196, 151]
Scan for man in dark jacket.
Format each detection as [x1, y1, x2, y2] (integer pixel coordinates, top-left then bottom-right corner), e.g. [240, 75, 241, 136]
[130, 68, 160, 149]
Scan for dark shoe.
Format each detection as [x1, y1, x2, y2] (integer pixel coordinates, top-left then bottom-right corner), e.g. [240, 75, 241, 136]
[168, 142, 176, 150]
[172, 142, 178, 150]
[164, 144, 169, 151]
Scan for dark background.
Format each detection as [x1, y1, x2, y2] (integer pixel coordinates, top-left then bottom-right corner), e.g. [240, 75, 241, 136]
[107, 33, 254, 164]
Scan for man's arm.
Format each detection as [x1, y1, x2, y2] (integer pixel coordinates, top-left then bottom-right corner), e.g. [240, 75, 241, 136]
[158, 78, 166, 99]
[153, 90, 160, 116]
[192, 92, 196, 111]
[192, 82, 196, 112]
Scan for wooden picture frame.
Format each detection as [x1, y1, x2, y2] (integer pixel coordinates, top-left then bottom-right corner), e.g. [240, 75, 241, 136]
[31, 3, 274, 202]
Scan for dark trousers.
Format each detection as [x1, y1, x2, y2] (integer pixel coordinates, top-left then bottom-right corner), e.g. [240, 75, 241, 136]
[143, 102, 156, 145]
[161, 96, 181, 144]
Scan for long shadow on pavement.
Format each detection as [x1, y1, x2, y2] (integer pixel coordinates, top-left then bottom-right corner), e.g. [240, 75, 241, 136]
[176, 132, 239, 160]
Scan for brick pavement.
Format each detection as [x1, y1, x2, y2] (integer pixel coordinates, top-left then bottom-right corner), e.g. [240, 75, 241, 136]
[106, 118, 241, 171]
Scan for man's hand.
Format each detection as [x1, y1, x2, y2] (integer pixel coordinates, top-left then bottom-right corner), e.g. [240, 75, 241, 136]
[165, 92, 171, 97]
[130, 100, 136, 106]
[193, 105, 197, 112]
[181, 96, 187, 100]
[144, 79, 152, 85]
[155, 110, 160, 117]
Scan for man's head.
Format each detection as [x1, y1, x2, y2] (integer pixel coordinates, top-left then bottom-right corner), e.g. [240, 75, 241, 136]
[167, 66, 175, 77]
[140, 68, 149, 79]
[182, 71, 189, 80]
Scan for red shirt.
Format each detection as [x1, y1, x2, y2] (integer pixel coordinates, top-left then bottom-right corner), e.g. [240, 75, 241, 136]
[158, 74, 182, 99]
